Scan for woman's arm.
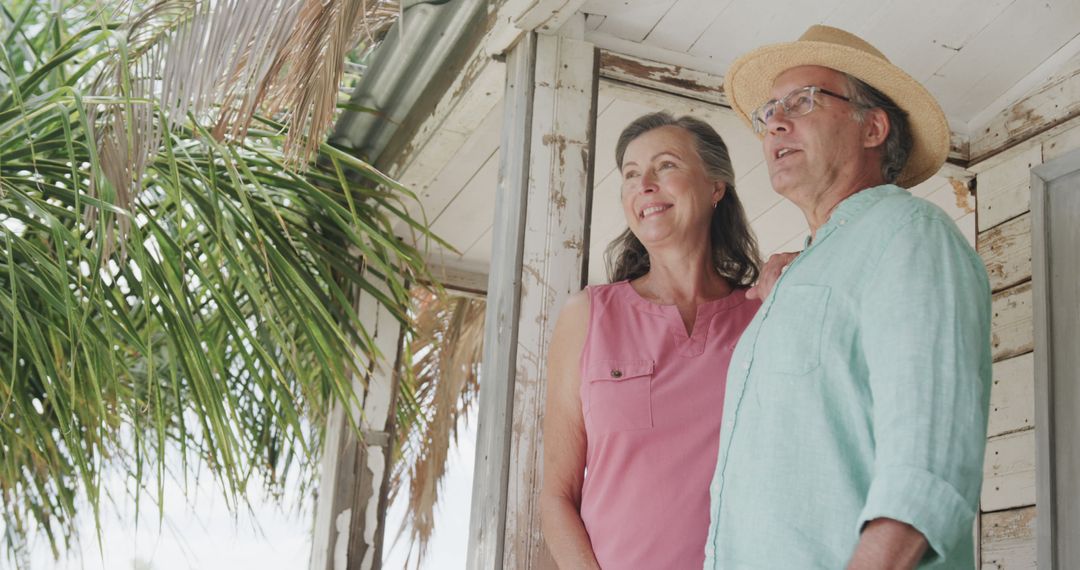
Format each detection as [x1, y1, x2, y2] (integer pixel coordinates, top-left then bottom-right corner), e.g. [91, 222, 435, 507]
[539, 291, 600, 570]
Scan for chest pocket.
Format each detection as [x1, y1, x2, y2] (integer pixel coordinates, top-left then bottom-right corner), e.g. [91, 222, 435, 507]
[757, 284, 831, 375]
[584, 359, 654, 433]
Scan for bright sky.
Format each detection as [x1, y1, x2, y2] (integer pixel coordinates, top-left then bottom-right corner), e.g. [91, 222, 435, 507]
[24, 417, 476, 570]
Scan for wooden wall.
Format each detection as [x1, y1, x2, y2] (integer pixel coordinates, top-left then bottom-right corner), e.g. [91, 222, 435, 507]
[973, 115, 1080, 569]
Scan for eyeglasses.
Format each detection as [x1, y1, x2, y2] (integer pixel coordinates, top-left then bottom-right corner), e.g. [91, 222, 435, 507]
[750, 86, 857, 134]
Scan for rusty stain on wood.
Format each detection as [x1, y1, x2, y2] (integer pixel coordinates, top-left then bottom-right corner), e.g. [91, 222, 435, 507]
[977, 212, 1032, 292]
[598, 49, 727, 106]
[949, 177, 975, 214]
[991, 280, 1033, 362]
[980, 506, 1036, 570]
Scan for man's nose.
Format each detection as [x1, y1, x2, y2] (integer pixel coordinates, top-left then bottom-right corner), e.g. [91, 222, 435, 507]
[767, 109, 791, 134]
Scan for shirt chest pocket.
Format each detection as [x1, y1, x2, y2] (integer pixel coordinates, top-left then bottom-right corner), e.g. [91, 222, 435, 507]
[757, 284, 831, 375]
[583, 359, 654, 433]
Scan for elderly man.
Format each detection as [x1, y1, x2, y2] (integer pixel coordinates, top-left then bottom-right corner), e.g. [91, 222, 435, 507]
[704, 26, 991, 569]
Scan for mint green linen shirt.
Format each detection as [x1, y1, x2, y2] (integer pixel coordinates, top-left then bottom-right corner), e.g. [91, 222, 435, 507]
[704, 185, 991, 569]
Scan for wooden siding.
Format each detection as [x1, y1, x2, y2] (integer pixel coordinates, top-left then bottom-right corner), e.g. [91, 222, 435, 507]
[981, 507, 1038, 570]
[990, 282, 1034, 363]
[971, 115, 1080, 570]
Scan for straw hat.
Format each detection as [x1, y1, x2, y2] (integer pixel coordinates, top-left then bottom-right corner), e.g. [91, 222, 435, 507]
[724, 25, 949, 188]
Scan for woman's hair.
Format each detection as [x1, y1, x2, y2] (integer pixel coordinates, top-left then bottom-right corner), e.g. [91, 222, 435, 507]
[605, 112, 760, 286]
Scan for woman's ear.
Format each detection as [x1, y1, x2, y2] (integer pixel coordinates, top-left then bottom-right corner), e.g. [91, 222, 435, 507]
[712, 181, 726, 206]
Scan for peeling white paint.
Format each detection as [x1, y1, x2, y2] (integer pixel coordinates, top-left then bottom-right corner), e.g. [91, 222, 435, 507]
[334, 508, 352, 570]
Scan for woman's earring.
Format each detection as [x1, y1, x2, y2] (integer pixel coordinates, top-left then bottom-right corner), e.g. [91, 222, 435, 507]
[712, 201, 718, 209]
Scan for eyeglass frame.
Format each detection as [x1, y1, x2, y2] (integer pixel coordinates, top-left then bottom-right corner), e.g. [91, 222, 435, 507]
[750, 85, 862, 134]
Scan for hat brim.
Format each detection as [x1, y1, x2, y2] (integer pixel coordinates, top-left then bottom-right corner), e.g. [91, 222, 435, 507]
[724, 41, 950, 188]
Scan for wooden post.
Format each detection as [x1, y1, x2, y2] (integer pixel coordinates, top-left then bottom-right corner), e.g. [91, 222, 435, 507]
[467, 20, 599, 570]
[310, 280, 404, 570]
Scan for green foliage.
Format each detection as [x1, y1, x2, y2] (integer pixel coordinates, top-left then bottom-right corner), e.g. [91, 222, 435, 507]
[0, 0, 439, 562]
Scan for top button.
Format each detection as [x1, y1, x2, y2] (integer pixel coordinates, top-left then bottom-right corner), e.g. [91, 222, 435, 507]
[610, 369, 623, 378]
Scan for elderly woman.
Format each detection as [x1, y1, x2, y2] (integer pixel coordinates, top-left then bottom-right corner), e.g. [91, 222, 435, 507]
[540, 112, 762, 569]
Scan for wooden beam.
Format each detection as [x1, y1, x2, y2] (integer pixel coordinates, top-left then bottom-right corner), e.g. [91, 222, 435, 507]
[991, 281, 1033, 363]
[969, 49, 1080, 166]
[502, 30, 597, 570]
[310, 280, 404, 570]
[599, 49, 727, 106]
[467, 30, 536, 570]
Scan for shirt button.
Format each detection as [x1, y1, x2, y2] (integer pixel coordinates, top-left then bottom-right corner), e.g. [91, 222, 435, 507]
[839, 218, 847, 225]
[610, 369, 622, 378]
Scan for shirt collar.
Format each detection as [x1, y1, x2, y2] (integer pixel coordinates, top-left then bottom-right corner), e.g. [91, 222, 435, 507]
[805, 184, 904, 249]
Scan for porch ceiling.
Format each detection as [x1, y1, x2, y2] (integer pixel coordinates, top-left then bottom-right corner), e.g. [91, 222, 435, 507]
[398, 0, 1074, 285]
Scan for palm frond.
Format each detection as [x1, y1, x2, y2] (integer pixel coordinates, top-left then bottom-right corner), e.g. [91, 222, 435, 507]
[88, 0, 401, 231]
[388, 288, 486, 563]
[0, 0, 434, 562]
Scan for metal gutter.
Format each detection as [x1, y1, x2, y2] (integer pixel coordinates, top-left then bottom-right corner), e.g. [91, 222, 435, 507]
[329, 0, 487, 170]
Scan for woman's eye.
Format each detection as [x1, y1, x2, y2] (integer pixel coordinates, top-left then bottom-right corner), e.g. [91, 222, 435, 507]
[623, 171, 639, 179]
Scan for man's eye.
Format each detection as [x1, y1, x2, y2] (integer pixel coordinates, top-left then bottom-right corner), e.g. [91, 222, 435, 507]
[659, 161, 675, 169]
[791, 94, 813, 110]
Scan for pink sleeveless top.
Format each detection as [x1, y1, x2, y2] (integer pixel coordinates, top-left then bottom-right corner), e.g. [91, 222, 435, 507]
[578, 281, 759, 569]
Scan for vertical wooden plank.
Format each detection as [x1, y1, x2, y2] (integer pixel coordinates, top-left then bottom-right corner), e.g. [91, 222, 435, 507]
[981, 507, 1037, 570]
[1031, 148, 1080, 569]
[503, 31, 598, 570]
[977, 212, 1032, 293]
[982, 429, 1037, 512]
[310, 281, 404, 570]
[991, 282, 1034, 363]
[467, 31, 536, 570]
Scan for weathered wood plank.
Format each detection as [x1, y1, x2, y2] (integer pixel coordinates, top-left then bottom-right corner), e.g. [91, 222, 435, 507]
[977, 212, 1032, 293]
[502, 31, 597, 570]
[467, 31, 535, 570]
[598, 50, 727, 106]
[969, 47, 1080, 165]
[981, 506, 1037, 570]
[310, 281, 404, 570]
[1042, 117, 1080, 162]
[976, 145, 1041, 233]
[982, 429, 1036, 512]
[991, 281, 1033, 363]
[988, 353, 1035, 439]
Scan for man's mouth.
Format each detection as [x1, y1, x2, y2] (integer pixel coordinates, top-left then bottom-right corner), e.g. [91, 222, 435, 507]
[775, 147, 798, 160]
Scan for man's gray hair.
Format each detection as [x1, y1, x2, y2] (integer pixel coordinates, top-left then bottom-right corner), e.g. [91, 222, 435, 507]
[844, 74, 914, 184]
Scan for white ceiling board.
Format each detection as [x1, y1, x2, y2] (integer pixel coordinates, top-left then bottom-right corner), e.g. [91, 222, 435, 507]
[925, 0, 1080, 123]
[428, 150, 499, 265]
[582, 0, 1080, 140]
[642, 0, 735, 53]
[590, 0, 679, 43]
[418, 101, 502, 222]
[461, 225, 493, 268]
[686, 0, 846, 74]
[585, 13, 605, 31]
[845, 0, 1010, 91]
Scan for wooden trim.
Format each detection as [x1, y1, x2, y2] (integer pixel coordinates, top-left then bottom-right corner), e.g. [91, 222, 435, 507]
[598, 49, 727, 106]
[502, 30, 597, 569]
[1030, 157, 1055, 569]
[969, 50, 1080, 166]
[1030, 146, 1080, 569]
[466, 31, 537, 570]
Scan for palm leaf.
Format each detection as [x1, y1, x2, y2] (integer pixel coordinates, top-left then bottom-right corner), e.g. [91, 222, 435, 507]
[0, 0, 435, 563]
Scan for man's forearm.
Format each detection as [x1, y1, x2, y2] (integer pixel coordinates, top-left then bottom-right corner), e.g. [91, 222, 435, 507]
[846, 518, 928, 570]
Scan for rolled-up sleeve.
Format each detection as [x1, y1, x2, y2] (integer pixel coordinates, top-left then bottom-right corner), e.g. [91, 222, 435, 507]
[856, 214, 992, 561]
